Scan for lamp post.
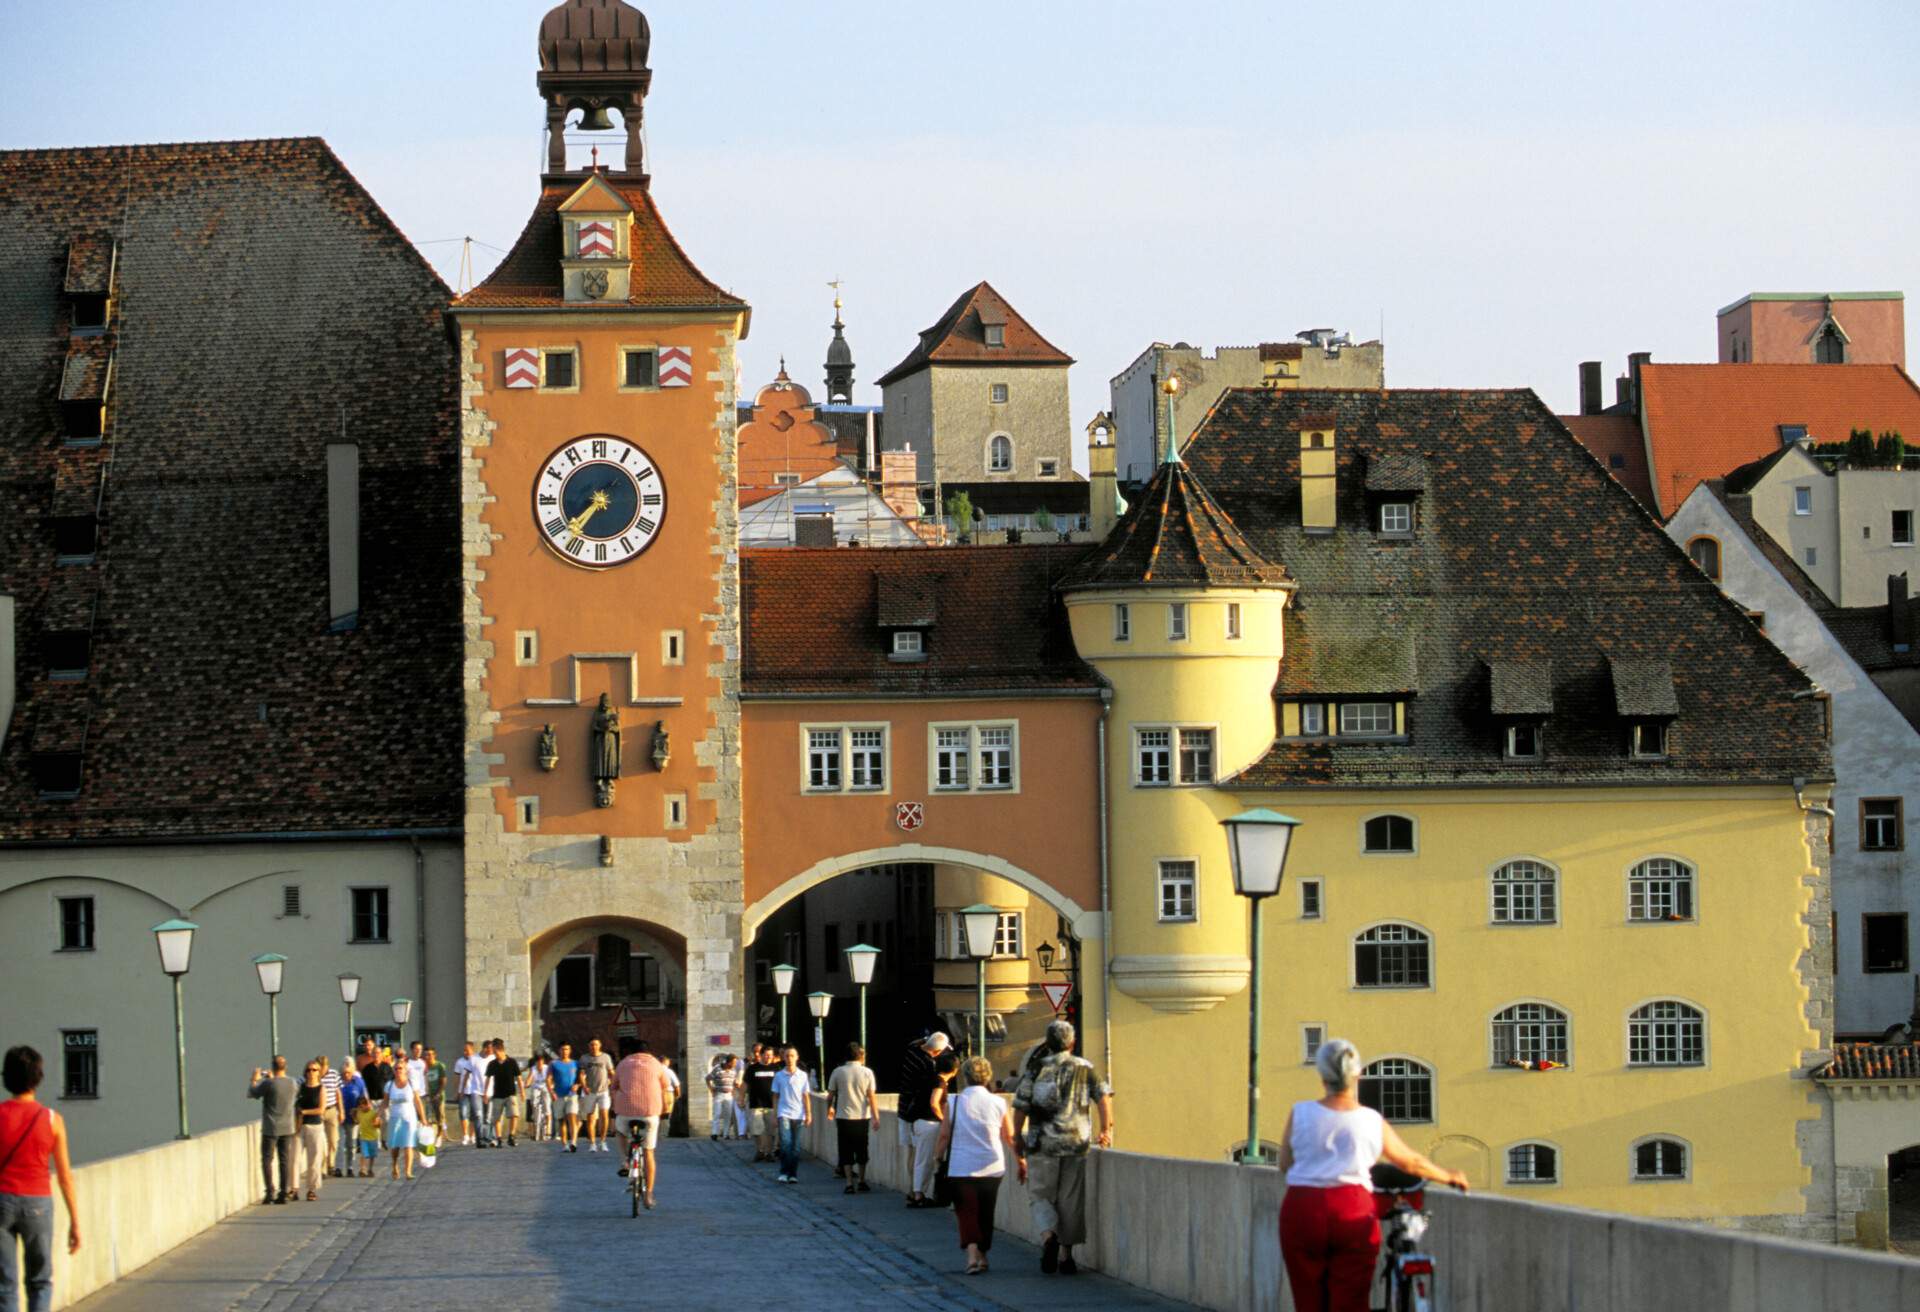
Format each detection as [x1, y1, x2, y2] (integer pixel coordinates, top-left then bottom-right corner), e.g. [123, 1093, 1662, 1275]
[806, 991, 833, 1092]
[1034, 934, 1082, 1050]
[1221, 808, 1301, 1166]
[252, 953, 287, 1060]
[845, 943, 880, 1053]
[959, 904, 1000, 1059]
[337, 972, 361, 1057]
[390, 998, 414, 1053]
[152, 919, 198, 1140]
[771, 963, 797, 1046]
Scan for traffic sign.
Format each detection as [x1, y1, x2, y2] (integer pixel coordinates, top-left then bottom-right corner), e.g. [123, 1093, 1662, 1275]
[613, 1004, 640, 1038]
[1041, 982, 1072, 1013]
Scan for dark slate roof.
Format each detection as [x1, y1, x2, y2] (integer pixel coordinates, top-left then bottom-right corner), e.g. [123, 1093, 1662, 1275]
[741, 546, 1100, 698]
[1609, 657, 1679, 717]
[817, 406, 882, 468]
[1488, 660, 1554, 716]
[876, 574, 937, 627]
[1183, 389, 1831, 789]
[1059, 458, 1293, 593]
[0, 139, 463, 841]
[1364, 450, 1428, 493]
[63, 234, 113, 295]
[875, 282, 1073, 387]
[1814, 1044, 1920, 1081]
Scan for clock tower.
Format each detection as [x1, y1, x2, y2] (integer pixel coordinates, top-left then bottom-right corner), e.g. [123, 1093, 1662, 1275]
[451, 0, 749, 1113]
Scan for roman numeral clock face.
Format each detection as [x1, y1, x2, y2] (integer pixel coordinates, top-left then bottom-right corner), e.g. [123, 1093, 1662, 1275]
[532, 436, 666, 568]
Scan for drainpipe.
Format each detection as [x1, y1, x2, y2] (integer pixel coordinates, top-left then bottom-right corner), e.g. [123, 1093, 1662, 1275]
[1098, 686, 1115, 1090]
[412, 839, 429, 1044]
[1792, 775, 1836, 820]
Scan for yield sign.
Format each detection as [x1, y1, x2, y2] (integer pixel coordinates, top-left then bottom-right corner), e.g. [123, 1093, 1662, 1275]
[613, 1004, 640, 1038]
[1040, 982, 1072, 1013]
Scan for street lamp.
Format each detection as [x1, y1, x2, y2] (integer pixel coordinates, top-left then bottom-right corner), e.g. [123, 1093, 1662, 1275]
[390, 998, 414, 1053]
[337, 972, 361, 1057]
[806, 991, 833, 1092]
[771, 963, 798, 1046]
[252, 953, 287, 1060]
[152, 918, 198, 1140]
[845, 943, 880, 1053]
[959, 904, 1000, 1059]
[1221, 808, 1301, 1166]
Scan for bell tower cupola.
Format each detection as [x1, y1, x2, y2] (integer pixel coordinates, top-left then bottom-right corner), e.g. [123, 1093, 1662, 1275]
[538, 0, 652, 178]
[824, 280, 856, 404]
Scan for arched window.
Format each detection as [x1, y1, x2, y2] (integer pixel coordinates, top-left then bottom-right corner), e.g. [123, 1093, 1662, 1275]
[1491, 1002, 1570, 1066]
[1628, 857, 1695, 921]
[1631, 1136, 1689, 1180]
[1354, 923, 1431, 988]
[1490, 859, 1557, 924]
[988, 434, 1013, 473]
[1686, 536, 1721, 581]
[1358, 1057, 1433, 1123]
[1628, 1000, 1705, 1066]
[1505, 1141, 1559, 1184]
[1813, 323, 1847, 364]
[1362, 814, 1415, 853]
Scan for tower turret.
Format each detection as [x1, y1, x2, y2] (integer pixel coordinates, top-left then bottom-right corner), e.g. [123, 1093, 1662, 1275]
[825, 281, 855, 404]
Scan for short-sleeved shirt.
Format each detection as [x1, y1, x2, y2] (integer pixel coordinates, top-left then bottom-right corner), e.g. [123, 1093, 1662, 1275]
[898, 1046, 939, 1122]
[549, 1060, 579, 1096]
[827, 1063, 876, 1120]
[1012, 1046, 1112, 1158]
[708, 1064, 737, 1096]
[320, 1071, 343, 1112]
[947, 1085, 1009, 1178]
[526, 1063, 550, 1095]
[339, 1073, 368, 1112]
[613, 1053, 673, 1120]
[406, 1059, 427, 1091]
[362, 1062, 393, 1102]
[489, 1057, 522, 1100]
[580, 1052, 615, 1094]
[423, 1062, 446, 1099]
[250, 1075, 298, 1136]
[455, 1055, 489, 1097]
[770, 1068, 810, 1121]
[745, 1061, 779, 1109]
[355, 1106, 381, 1141]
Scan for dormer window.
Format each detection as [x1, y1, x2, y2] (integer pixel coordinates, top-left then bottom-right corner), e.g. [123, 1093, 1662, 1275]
[1338, 702, 1395, 737]
[1630, 722, 1670, 760]
[1379, 503, 1413, 536]
[53, 516, 98, 565]
[1778, 424, 1808, 446]
[984, 324, 1006, 348]
[1299, 703, 1326, 736]
[46, 630, 91, 682]
[1505, 724, 1542, 760]
[69, 295, 108, 333]
[890, 630, 925, 661]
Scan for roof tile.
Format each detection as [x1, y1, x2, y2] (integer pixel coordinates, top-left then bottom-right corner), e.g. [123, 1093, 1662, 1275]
[875, 282, 1072, 387]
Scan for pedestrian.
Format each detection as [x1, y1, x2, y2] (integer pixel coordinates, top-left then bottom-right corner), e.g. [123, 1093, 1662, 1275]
[936, 1055, 1020, 1276]
[897, 1032, 948, 1207]
[524, 1052, 553, 1142]
[406, 1042, 427, 1097]
[337, 1056, 368, 1176]
[352, 1097, 382, 1178]
[745, 1044, 779, 1162]
[1, 1046, 81, 1312]
[549, 1043, 581, 1152]
[1010, 1019, 1113, 1277]
[354, 1036, 377, 1076]
[611, 1038, 674, 1209]
[706, 1053, 738, 1141]
[826, 1043, 880, 1195]
[247, 1056, 298, 1205]
[1277, 1040, 1466, 1312]
[660, 1057, 681, 1136]
[770, 1046, 811, 1184]
[295, 1059, 327, 1201]
[383, 1059, 423, 1180]
[317, 1055, 344, 1178]
[454, 1040, 490, 1146]
[422, 1046, 448, 1139]
[362, 1045, 394, 1104]
[579, 1038, 616, 1153]
[487, 1038, 522, 1148]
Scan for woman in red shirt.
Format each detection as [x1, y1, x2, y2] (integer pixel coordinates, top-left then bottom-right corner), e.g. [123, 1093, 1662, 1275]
[1, 1045, 82, 1312]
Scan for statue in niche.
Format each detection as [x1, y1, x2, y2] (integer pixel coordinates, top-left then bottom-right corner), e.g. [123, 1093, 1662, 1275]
[591, 693, 621, 808]
[537, 724, 559, 772]
[651, 720, 670, 771]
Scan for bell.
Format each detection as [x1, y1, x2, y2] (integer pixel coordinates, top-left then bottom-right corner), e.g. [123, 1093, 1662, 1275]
[574, 104, 615, 132]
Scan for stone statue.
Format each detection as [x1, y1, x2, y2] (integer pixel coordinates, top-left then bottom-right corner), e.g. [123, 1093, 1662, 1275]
[537, 724, 559, 772]
[591, 693, 621, 808]
[650, 720, 670, 771]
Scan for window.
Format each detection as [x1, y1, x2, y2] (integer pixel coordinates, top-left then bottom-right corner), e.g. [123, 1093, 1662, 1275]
[1358, 1057, 1433, 1122]
[1301, 1024, 1327, 1064]
[1299, 703, 1326, 736]
[57, 896, 94, 951]
[1609, 453, 1627, 469]
[807, 729, 843, 791]
[1038, 458, 1059, 478]
[990, 383, 1009, 404]
[1354, 924, 1431, 988]
[1300, 879, 1323, 919]
[977, 726, 1015, 788]
[930, 723, 1016, 792]
[1505, 723, 1542, 760]
[350, 887, 390, 943]
[773, 472, 801, 487]
[1862, 798, 1905, 850]
[984, 324, 1006, 348]
[1630, 722, 1669, 760]
[662, 630, 684, 666]
[1114, 604, 1131, 642]
[1628, 858, 1695, 921]
[1134, 726, 1211, 786]
[1339, 702, 1395, 737]
[543, 348, 577, 389]
[1864, 914, 1910, 973]
[988, 435, 1013, 472]
[1362, 814, 1415, 854]
[1632, 1138, 1689, 1181]
[1778, 424, 1808, 445]
[805, 725, 888, 793]
[664, 793, 686, 829]
[1225, 603, 1242, 639]
[628, 954, 662, 1006]
[1686, 536, 1721, 580]
[1814, 323, 1846, 364]
[848, 729, 886, 790]
[1492, 1002, 1570, 1066]
[514, 630, 538, 666]
[1804, 546, 1818, 567]
[1491, 860, 1557, 924]
[994, 913, 1023, 958]
[281, 885, 302, 918]
[1379, 503, 1412, 535]
[1157, 860, 1197, 922]
[1793, 486, 1812, 516]
[1167, 603, 1188, 640]
[61, 1031, 98, 1100]
[1177, 728, 1214, 784]
[1135, 728, 1172, 785]
[892, 630, 924, 658]
[70, 296, 107, 333]
[551, 955, 593, 1010]
[938, 910, 1024, 960]
[53, 516, 97, 563]
[935, 728, 971, 789]
[1506, 1142, 1558, 1185]
[1896, 511, 1915, 547]
[1628, 1001, 1705, 1066]
[622, 348, 658, 389]
[517, 797, 539, 829]
[45, 631, 89, 680]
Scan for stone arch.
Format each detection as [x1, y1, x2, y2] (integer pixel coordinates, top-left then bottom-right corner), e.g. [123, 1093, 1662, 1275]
[527, 913, 688, 1014]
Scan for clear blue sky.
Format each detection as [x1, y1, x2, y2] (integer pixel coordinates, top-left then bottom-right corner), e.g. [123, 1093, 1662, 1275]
[6, 1, 1917, 422]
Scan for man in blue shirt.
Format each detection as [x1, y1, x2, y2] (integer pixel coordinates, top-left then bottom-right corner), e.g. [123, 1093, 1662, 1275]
[547, 1043, 582, 1153]
[769, 1046, 812, 1184]
[336, 1058, 368, 1176]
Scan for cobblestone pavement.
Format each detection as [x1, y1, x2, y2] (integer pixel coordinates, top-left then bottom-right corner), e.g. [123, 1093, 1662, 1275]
[73, 1137, 1193, 1311]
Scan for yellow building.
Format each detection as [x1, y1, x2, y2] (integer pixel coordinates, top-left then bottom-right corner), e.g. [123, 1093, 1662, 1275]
[1061, 388, 1836, 1236]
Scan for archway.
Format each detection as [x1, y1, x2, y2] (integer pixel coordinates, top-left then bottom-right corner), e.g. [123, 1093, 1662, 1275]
[1891, 1144, 1920, 1256]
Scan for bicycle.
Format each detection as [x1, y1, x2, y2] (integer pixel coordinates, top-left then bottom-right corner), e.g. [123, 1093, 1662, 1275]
[1370, 1164, 1436, 1312]
[625, 1120, 648, 1217]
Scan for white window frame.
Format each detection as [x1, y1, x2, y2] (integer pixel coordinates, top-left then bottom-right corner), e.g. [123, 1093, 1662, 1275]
[1626, 999, 1707, 1068]
[1894, 509, 1915, 547]
[1167, 603, 1189, 641]
[1339, 701, 1397, 737]
[987, 433, 1014, 473]
[927, 721, 1020, 794]
[1793, 486, 1812, 516]
[1299, 878, 1323, 920]
[1357, 1055, 1435, 1124]
[1505, 1140, 1561, 1186]
[1379, 502, 1413, 535]
[1351, 921, 1434, 990]
[993, 911, 1023, 959]
[1629, 1135, 1691, 1182]
[1301, 1023, 1328, 1065]
[984, 324, 1006, 348]
[1360, 812, 1418, 856]
[1505, 723, 1543, 760]
[1490, 1000, 1572, 1067]
[1156, 858, 1198, 922]
[892, 630, 925, 658]
[1490, 858, 1559, 925]
[1133, 724, 1216, 787]
[1225, 602, 1242, 640]
[1114, 603, 1131, 642]
[989, 382, 1009, 404]
[1627, 856, 1696, 923]
[800, 723, 891, 795]
[1298, 702, 1326, 736]
[1133, 726, 1172, 786]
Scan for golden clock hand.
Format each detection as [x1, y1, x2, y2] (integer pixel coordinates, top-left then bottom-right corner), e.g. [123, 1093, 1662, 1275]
[565, 489, 612, 538]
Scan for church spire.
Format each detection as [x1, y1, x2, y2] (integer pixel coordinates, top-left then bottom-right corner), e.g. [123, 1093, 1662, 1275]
[825, 278, 855, 404]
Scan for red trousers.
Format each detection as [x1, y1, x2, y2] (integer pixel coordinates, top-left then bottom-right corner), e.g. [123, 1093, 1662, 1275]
[1280, 1184, 1380, 1312]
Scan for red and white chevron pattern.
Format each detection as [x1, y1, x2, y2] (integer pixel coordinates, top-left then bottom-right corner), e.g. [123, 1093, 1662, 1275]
[577, 221, 616, 259]
[659, 346, 693, 388]
[503, 348, 540, 389]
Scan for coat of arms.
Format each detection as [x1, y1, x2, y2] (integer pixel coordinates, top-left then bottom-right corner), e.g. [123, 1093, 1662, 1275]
[581, 268, 611, 300]
[895, 801, 925, 832]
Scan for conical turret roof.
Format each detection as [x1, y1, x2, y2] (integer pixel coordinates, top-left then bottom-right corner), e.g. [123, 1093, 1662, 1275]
[1061, 457, 1292, 593]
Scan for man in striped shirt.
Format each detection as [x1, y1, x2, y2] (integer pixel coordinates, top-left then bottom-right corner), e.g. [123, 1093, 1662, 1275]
[317, 1057, 344, 1177]
[707, 1054, 740, 1140]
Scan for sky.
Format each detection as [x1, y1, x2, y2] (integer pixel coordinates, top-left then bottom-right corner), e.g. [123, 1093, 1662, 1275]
[5, 1, 1918, 431]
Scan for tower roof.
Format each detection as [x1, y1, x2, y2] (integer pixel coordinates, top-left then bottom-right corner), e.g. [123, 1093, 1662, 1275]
[1060, 458, 1292, 593]
[875, 281, 1072, 387]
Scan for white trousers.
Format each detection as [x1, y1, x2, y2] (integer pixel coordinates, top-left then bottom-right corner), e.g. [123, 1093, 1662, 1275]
[901, 1118, 942, 1198]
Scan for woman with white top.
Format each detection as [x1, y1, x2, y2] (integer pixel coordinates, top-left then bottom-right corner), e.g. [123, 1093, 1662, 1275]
[1277, 1039, 1467, 1312]
[934, 1056, 1026, 1276]
[382, 1062, 423, 1181]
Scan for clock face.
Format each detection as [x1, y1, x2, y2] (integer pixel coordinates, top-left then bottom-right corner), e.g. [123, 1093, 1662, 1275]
[532, 435, 666, 568]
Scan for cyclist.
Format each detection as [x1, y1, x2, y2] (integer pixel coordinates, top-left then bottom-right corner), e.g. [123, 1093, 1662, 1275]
[610, 1037, 674, 1210]
[1276, 1039, 1466, 1312]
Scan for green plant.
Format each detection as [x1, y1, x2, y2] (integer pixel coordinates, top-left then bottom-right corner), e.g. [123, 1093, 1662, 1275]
[1034, 504, 1055, 532]
[945, 491, 975, 541]
[1876, 431, 1907, 468]
[1848, 428, 1877, 465]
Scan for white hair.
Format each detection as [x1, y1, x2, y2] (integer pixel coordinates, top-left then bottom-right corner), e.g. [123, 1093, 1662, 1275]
[925, 1032, 950, 1052]
[1314, 1038, 1362, 1091]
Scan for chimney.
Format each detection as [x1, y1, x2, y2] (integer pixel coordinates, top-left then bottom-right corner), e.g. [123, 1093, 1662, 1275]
[1578, 362, 1603, 416]
[1627, 351, 1652, 417]
[1890, 573, 1913, 654]
[1299, 416, 1338, 534]
[1089, 424, 1119, 541]
[864, 410, 877, 478]
[0, 595, 14, 752]
[880, 451, 920, 524]
[327, 444, 360, 630]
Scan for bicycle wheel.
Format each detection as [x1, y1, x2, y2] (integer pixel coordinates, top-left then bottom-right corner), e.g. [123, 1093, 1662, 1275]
[631, 1182, 640, 1218]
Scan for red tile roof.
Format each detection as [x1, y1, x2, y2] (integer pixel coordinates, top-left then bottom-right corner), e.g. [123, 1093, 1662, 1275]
[875, 281, 1072, 387]
[1814, 1044, 1920, 1081]
[1639, 364, 1920, 516]
[1560, 414, 1654, 510]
